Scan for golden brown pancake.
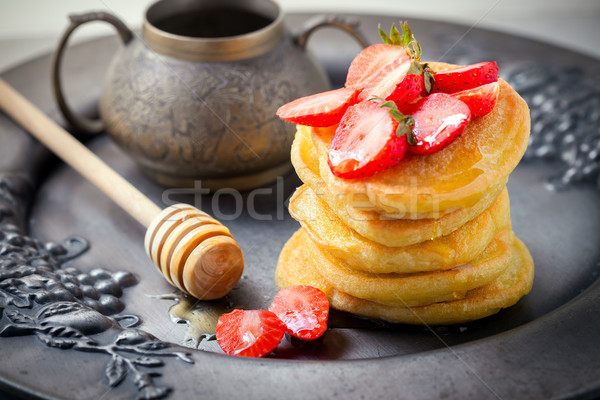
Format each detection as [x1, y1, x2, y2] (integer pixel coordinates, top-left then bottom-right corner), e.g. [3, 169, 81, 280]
[276, 229, 534, 325]
[301, 228, 512, 307]
[291, 123, 507, 247]
[278, 62, 534, 325]
[290, 184, 511, 273]
[308, 66, 529, 218]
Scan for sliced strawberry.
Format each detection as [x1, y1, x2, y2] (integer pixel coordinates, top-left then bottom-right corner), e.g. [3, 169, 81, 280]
[451, 81, 500, 118]
[328, 101, 409, 179]
[432, 61, 498, 93]
[276, 87, 359, 127]
[404, 93, 471, 155]
[268, 285, 329, 341]
[216, 309, 285, 357]
[388, 74, 425, 109]
[357, 58, 411, 101]
[345, 43, 410, 90]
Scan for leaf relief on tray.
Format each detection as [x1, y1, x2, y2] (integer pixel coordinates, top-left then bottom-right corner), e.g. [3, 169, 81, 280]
[0, 174, 193, 400]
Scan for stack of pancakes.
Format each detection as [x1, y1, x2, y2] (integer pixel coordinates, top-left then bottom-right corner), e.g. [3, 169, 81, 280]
[276, 71, 534, 325]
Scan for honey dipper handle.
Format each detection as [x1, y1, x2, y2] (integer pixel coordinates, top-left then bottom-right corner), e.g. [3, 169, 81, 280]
[0, 78, 161, 227]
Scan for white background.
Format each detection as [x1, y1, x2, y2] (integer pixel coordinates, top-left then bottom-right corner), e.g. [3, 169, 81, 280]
[0, 0, 599, 72]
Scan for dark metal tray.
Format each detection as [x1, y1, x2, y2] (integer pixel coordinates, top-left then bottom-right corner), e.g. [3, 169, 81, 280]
[1, 13, 599, 400]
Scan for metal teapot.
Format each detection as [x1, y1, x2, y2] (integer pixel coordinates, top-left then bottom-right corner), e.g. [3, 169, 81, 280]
[52, 0, 366, 190]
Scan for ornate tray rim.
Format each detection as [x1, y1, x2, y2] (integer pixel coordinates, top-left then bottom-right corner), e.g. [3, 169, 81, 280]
[1, 12, 599, 400]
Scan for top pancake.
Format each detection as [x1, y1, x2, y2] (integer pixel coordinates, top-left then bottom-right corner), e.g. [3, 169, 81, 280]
[308, 63, 530, 218]
[291, 117, 507, 247]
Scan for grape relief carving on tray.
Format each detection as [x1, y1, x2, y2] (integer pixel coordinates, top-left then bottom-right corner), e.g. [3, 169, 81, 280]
[436, 29, 600, 191]
[504, 63, 600, 190]
[0, 174, 193, 400]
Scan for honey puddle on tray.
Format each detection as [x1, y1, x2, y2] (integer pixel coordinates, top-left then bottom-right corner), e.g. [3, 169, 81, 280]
[160, 294, 234, 348]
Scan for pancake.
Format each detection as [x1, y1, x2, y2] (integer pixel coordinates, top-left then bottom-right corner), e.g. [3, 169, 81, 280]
[276, 229, 337, 296]
[301, 227, 512, 307]
[290, 185, 511, 274]
[276, 229, 534, 325]
[291, 123, 507, 247]
[308, 66, 530, 218]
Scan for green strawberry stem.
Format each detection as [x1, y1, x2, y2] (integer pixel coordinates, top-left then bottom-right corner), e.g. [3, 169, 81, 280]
[370, 97, 416, 143]
[407, 61, 435, 94]
[379, 22, 435, 94]
[378, 22, 421, 61]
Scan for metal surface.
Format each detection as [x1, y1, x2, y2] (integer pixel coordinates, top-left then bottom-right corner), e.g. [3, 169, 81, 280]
[0, 12, 599, 400]
[52, 4, 365, 190]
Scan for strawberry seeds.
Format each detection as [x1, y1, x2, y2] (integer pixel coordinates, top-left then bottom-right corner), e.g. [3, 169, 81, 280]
[276, 22, 500, 179]
[216, 285, 330, 357]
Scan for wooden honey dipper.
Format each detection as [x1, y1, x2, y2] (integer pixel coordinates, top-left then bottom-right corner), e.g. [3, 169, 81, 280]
[0, 78, 244, 300]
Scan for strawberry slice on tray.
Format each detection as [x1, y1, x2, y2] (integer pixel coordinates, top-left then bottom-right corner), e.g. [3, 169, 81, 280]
[216, 309, 286, 357]
[268, 285, 329, 341]
[327, 100, 412, 179]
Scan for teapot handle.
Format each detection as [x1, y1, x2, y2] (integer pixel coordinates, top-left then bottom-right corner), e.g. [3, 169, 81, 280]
[52, 12, 133, 136]
[295, 15, 369, 51]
